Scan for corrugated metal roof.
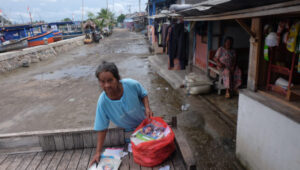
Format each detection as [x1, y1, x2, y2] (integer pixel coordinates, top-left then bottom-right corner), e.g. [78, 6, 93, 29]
[177, 0, 294, 16]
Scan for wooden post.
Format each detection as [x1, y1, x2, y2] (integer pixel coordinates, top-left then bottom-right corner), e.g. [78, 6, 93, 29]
[247, 18, 262, 91]
[206, 21, 213, 76]
[188, 21, 195, 73]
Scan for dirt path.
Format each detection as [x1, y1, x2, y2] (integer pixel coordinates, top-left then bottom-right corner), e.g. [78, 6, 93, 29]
[0, 29, 182, 133]
[0, 29, 241, 169]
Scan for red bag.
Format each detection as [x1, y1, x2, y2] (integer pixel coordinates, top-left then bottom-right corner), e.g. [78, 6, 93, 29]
[131, 117, 175, 167]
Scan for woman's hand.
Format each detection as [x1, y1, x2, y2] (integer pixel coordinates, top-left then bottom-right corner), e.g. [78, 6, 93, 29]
[217, 61, 224, 69]
[145, 108, 153, 119]
[142, 96, 153, 118]
[89, 152, 101, 168]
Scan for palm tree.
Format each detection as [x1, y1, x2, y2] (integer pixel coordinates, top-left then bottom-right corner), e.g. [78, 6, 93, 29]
[97, 9, 115, 29]
[87, 9, 115, 31]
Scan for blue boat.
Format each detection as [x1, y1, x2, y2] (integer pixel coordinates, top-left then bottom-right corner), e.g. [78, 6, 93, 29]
[48, 21, 83, 40]
[0, 24, 32, 52]
[0, 24, 55, 48]
[27, 30, 54, 47]
[0, 38, 28, 53]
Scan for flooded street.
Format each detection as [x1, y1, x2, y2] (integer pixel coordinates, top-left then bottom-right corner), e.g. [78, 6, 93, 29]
[0, 29, 240, 169]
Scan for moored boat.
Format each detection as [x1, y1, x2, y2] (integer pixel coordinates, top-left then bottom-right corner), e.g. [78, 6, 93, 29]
[27, 31, 54, 47]
[53, 30, 63, 41]
[0, 38, 28, 52]
[48, 21, 83, 40]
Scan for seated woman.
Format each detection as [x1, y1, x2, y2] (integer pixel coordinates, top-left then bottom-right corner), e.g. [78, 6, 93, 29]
[214, 37, 242, 98]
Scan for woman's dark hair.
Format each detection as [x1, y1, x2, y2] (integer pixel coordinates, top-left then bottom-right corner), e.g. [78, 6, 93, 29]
[95, 61, 120, 81]
[223, 36, 234, 47]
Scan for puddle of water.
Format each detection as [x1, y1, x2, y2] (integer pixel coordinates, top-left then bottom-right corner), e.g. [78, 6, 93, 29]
[115, 45, 149, 54]
[34, 65, 95, 80]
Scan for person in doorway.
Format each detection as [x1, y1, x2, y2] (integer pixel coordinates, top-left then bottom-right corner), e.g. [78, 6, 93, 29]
[89, 61, 153, 167]
[214, 37, 242, 98]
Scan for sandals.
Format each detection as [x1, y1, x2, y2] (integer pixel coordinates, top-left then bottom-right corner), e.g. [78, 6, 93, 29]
[225, 91, 231, 99]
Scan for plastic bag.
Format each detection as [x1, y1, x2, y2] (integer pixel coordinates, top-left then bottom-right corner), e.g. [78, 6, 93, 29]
[131, 117, 175, 167]
[287, 22, 300, 52]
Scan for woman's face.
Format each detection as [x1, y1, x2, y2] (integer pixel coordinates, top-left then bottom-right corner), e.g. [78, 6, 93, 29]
[98, 71, 119, 94]
[224, 39, 232, 49]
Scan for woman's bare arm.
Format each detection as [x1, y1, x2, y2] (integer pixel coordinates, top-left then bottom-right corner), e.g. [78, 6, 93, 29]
[89, 130, 107, 167]
[142, 96, 153, 118]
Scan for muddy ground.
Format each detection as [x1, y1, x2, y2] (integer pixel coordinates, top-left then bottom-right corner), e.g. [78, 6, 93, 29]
[0, 29, 241, 169]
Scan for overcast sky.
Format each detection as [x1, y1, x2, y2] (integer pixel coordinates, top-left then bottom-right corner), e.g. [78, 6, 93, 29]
[0, 0, 147, 24]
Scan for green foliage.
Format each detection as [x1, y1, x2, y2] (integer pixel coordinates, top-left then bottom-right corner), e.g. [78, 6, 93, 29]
[62, 18, 72, 22]
[117, 14, 125, 23]
[87, 9, 115, 30]
[87, 12, 95, 20]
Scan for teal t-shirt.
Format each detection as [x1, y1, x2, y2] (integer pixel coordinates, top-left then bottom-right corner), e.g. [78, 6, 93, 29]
[94, 78, 147, 131]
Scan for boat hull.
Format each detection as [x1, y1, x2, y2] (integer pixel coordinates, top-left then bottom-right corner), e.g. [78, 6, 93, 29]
[62, 31, 83, 39]
[27, 31, 54, 47]
[53, 31, 63, 42]
[0, 39, 28, 52]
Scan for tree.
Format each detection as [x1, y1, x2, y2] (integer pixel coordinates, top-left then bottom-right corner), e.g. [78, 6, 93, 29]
[117, 14, 125, 23]
[97, 9, 115, 29]
[86, 9, 115, 31]
[62, 18, 72, 22]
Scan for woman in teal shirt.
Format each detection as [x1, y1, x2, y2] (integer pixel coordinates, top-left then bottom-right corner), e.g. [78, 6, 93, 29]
[89, 61, 153, 167]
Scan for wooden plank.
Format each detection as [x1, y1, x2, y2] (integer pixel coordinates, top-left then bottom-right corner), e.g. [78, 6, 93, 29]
[86, 148, 97, 169]
[129, 153, 141, 170]
[26, 152, 46, 170]
[119, 129, 125, 146]
[104, 130, 111, 147]
[82, 132, 93, 148]
[47, 151, 64, 170]
[188, 21, 195, 72]
[171, 151, 186, 170]
[37, 151, 55, 170]
[119, 154, 130, 170]
[39, 135, 56, 151]
[66, 149, 83, 170]
[56, 150, 74, 170]
[15, 152, 36, 169]
[253, 90, 300, 123]
[54, 135, 65, 151]
[92, 132, 98, 147]
[110, 129, 120, 146]
[153, 155, 174, 170]
[0, 154, 16, 169]
[247, 18, 262, 91]
[236, 19, 256, 38]
[63, 134, 74, 150]
[0, 154, 8, 164]
[287, 89, 300, 101]
[73, 133, 84, 149]
[120, 144, 130, 170]
[89, 148, 97, 163]
[141, 165, 153, 170]
[172, 128, 196, 170]
[6, 153, 26, 170]
[77, 148, 93, 170]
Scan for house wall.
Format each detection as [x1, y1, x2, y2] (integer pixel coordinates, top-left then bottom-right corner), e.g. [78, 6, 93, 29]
[211, 20, 250, 49]
[236, 92, 300, 170]
[194, 34, 207, 70]
[223, 25, 250, 49]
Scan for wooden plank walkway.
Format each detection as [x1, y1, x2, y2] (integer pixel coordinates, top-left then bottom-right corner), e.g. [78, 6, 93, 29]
[0, 146, 185, 170]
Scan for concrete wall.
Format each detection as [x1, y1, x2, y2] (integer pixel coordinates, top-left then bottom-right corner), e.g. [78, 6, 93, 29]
[0, 36, 84, 73]
[236, 93, 300, 170]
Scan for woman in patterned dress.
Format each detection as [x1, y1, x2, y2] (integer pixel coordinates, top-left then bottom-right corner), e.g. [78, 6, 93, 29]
[214, 37, 242, 98]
